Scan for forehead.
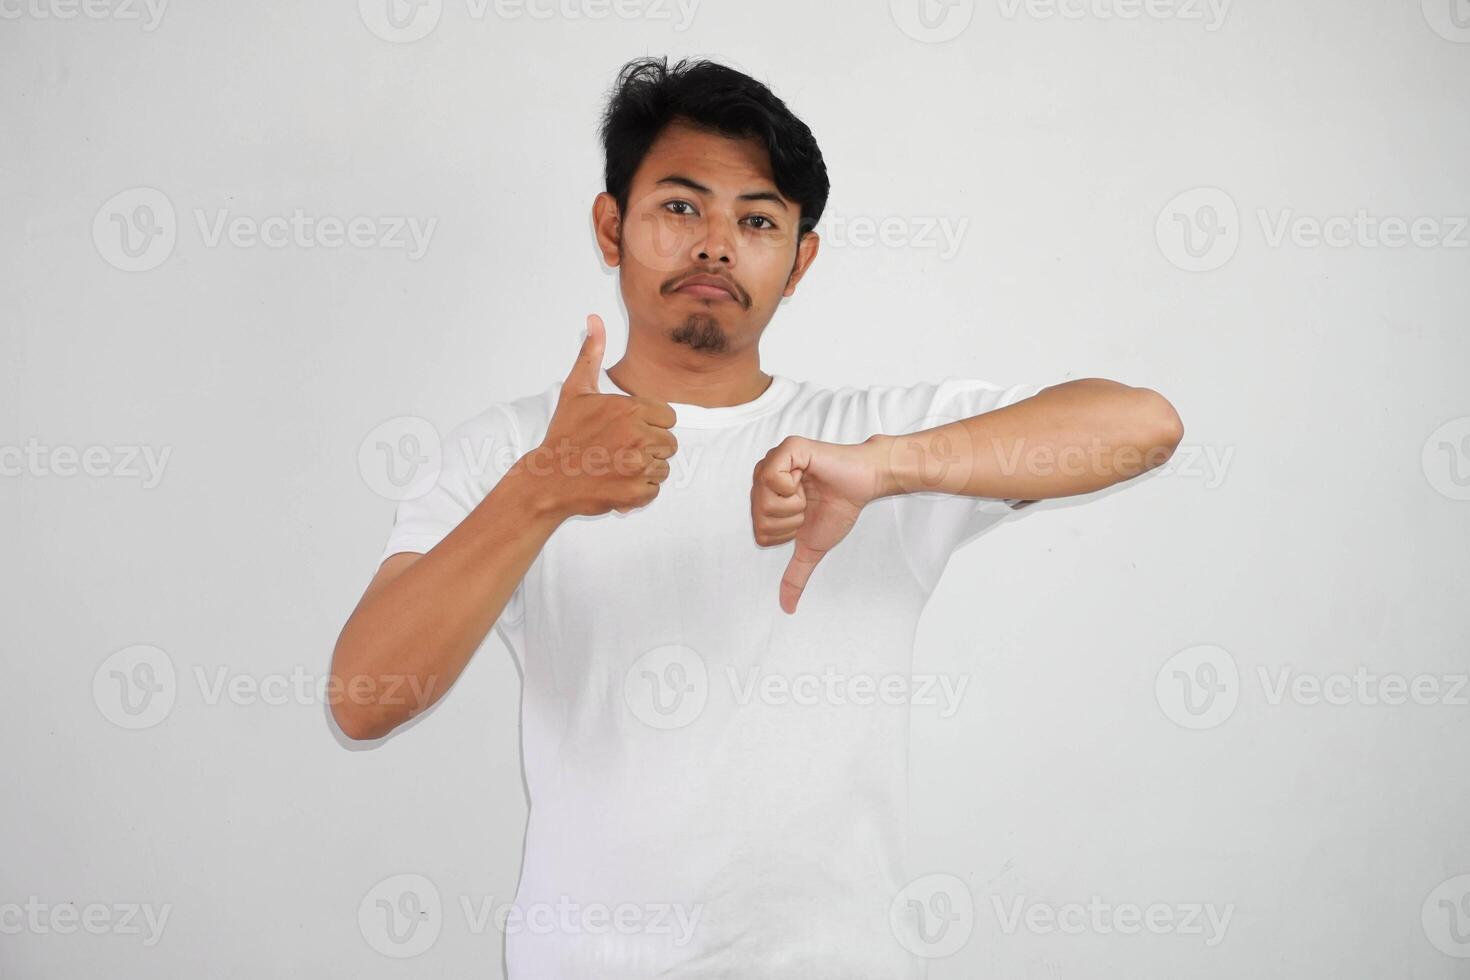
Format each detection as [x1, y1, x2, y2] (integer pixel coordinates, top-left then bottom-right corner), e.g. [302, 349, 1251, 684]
[630, 119, 775, 192]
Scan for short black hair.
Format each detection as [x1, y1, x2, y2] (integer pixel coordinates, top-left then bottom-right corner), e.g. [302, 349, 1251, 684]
[599, 56, 830, 239]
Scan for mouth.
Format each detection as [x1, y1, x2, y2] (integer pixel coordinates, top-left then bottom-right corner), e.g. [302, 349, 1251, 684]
[672, 275, 739, 303]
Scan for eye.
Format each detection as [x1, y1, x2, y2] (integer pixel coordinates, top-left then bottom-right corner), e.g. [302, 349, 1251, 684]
[743, 215, 777, 231]
[663, 200, 697, 216]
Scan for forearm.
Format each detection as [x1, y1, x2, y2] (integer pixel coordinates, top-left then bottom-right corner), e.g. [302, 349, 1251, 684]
[330, 460, 562, 739]
[870, 379, 1184, 502]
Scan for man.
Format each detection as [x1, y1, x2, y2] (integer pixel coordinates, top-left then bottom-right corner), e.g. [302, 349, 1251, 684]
[331, 56, 1183, 978]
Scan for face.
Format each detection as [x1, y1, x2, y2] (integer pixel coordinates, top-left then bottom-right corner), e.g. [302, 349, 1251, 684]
[594, 119, 820, 356]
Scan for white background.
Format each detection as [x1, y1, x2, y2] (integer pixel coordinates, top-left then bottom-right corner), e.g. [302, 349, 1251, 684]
[3, 0, 1469, 976]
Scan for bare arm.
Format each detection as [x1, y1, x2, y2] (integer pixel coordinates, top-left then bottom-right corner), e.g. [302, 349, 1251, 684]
[873, 379, 1184, 502]
[751, 379, 1183, 612]
[329, 315, 677, 740]
[328, 465, 562, 740]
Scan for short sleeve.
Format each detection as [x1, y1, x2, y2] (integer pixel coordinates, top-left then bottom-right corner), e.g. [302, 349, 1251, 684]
[871, 377, 1046, 591]
[378, 403, 528, 651]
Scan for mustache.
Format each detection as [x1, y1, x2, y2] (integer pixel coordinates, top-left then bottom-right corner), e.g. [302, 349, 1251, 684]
[661, 270, 750, 309]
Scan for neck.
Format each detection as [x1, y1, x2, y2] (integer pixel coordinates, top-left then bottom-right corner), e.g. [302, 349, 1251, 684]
[607, 330, 772, 408]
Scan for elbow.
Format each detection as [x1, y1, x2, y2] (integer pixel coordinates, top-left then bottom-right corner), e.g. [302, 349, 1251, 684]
[328, 645, 395, 742]
[1135, 387, 1185, 464]
[331, 698, 389, 742]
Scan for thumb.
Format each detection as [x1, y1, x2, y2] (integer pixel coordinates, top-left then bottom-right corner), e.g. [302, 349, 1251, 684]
[779, 541, 826, 615]
[563, 314, 606, 395]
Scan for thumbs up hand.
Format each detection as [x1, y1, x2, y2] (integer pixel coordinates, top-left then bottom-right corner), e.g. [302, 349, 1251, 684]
[750, 435, 891, 614]
[526, 315, 679, 518]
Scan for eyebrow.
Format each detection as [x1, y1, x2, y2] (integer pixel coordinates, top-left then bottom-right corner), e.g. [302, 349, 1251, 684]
[654, 174, 791, 211]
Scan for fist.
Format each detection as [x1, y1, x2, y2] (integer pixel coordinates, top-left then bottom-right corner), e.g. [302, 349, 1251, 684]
[750, 435, 889, 614]
[528, 314, 679, 518]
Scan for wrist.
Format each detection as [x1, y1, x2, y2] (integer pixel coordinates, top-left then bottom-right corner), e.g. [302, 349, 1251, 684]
[504, 450, 573, 526]
[861, 433, 905, 500]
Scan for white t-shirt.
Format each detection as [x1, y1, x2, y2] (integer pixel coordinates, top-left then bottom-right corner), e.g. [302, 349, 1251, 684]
[381, 367, 1043, 979]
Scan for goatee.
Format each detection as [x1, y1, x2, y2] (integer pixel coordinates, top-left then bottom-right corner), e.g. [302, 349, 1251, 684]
[669, 314, 728, 354]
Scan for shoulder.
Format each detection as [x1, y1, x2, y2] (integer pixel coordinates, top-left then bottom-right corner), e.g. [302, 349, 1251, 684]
[444, 379, 559, 453]
[435, 380, 559, 489]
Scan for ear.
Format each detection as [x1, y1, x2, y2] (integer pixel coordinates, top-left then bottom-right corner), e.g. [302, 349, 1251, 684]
[592, 192, 622, 268]
[782, 230, 821, 297]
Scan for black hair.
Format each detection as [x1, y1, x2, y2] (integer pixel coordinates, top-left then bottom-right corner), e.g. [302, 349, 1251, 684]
[599, 56, 830, 239]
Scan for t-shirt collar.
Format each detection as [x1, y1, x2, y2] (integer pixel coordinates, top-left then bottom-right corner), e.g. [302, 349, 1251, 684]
[597, 368, 796, 429]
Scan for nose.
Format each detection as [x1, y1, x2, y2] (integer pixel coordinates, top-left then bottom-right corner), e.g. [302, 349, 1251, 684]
[692, 210, 737, 266]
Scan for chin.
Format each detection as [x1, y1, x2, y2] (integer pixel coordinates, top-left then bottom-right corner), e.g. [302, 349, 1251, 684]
[668, 313, 730, 354]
